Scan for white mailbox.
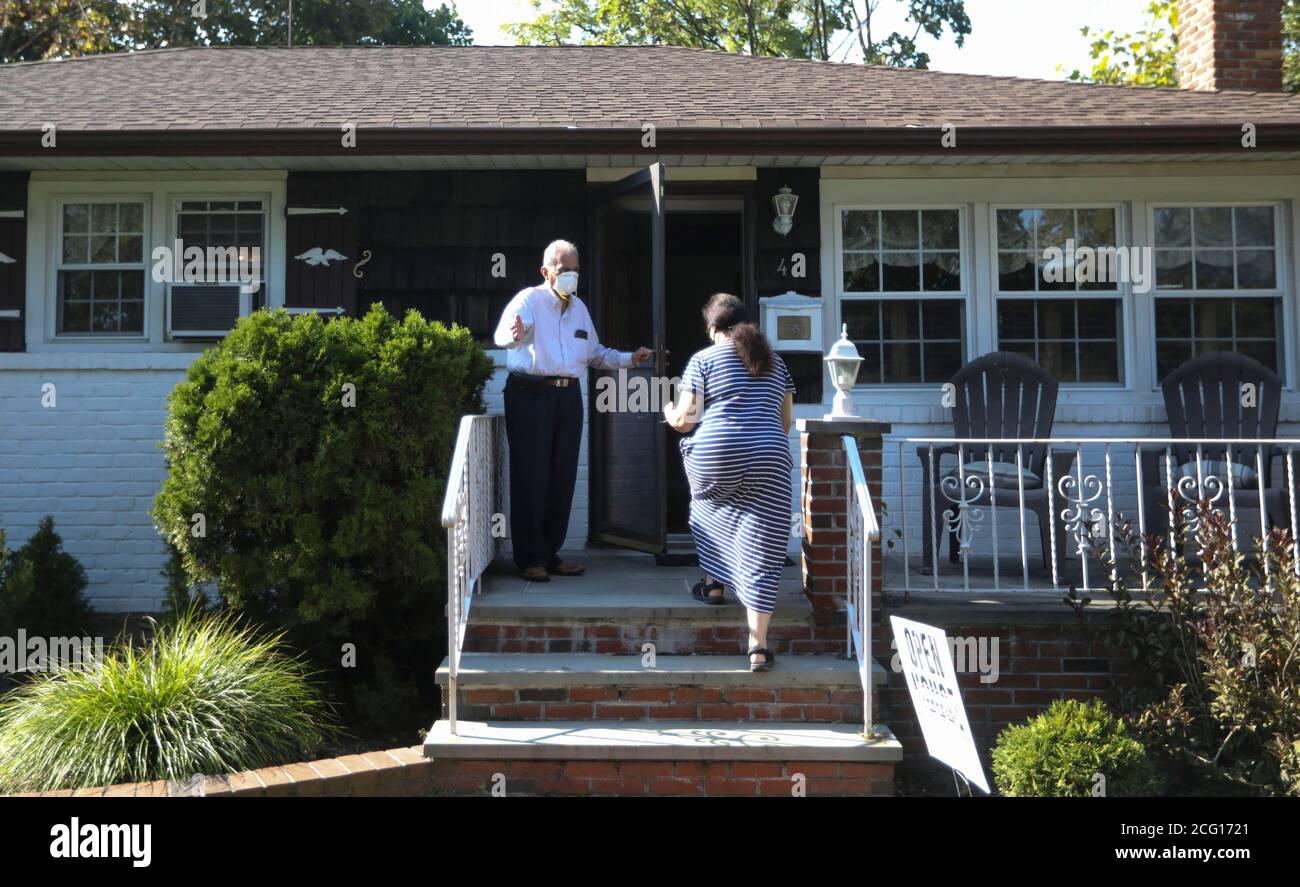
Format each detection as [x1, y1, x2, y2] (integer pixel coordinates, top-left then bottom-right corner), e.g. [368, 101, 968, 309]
[759, 291, 823, 353]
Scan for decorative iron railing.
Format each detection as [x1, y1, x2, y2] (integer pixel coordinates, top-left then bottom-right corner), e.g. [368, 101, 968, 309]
[441, 415, 505, 735]
[891, 437, 1300, 594]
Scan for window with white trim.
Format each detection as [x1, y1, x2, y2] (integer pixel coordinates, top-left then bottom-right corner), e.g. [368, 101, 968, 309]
[1152, 204, 1283, 381]
[994, 207, 1123, 384]
[56, 201, 146, 335]
[839, 207, 965, 384]
[175, 199, 267, 306]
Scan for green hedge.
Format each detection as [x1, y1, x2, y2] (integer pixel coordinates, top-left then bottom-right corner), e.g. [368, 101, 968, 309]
[153, 305, 494, 730]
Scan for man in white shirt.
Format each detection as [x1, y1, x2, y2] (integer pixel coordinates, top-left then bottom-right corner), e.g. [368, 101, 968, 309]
[494, 239, 653, 582]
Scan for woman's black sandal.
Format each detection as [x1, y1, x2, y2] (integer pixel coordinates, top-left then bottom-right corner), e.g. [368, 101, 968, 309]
[690, 577, 726, 605]
[749, 645, 775, 673]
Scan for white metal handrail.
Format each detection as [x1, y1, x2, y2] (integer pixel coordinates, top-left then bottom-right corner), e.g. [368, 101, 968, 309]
[894, 435, 1300, 594]
[441, 414, 504, 735]
[843, 435, 879, 737]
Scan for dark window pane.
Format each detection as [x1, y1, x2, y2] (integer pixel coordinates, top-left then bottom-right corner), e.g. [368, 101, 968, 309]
[91, 270, 121, 299]
[997, 299, 1036, 339]
[119, 271, 143, 300]
[996, 209, 1035, 250]
[998, 252, 1036, 291]
[1037, 341, 1077, 382]
[1195, 250, 1234, 289]
[1157, 341, 1193, 379]
[1078, 342, 1120, 382]
[843, 253, 879, 292]
[1195, 300, 1233, 338]
[120, 300, 144, 333]
[1234, 298, 1276, 331]
[61, 301, 91, 332]
[1236, 339, 1279, 371]
[922, 252, 961, 291]
[1077, 247, 1122, 291]
[61, 270, 91, 300]
[881, 252, 920, 292]
[1153, 207, 1191, 247]
[62, 235, 89, 265]
[63, 203, 89, 234]
[881, 300, 920, 340]
[841, 300, 880, 339]
[91, 203, 117, 234]
[1234, 206, 1275, 247]
[922, 300, 962, 338]
[882, 342, 922, 383]
[1155, 250, 1194, 290]
[923, 342, 963, 382]
[1156, 298, 1192, 337]
[1037, 300, 1075, 339]
[1037, 250, 1074, 292]
[1076, 300, 1118, 339]
[119, 234, 143, 264]
[1236, 249, 1277, 289]
[1193, 207, 1233, 248]
[857, 343, 883, 384]
[92, 301, 121, 332]
[842, 210, 877, 251]
[90, 234, 116, 264]
[881, 211, 919, 250]
[921, 210, 959, 250]
[119, 203, 143, 232]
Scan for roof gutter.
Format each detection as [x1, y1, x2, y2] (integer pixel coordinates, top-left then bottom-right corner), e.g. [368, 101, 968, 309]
[0, 124, 1297, 156]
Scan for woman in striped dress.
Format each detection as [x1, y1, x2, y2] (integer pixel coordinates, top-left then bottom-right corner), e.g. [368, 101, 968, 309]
[663, 293, 795, 673]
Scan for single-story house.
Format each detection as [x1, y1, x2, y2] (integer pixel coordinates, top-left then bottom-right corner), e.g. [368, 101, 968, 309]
[3, 0, 1300, 611]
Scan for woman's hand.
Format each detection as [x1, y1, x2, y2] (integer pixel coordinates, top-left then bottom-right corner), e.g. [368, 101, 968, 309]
[665, 391, 702, 433]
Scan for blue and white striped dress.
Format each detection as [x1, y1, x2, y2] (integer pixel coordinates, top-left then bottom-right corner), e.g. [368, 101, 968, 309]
[678, 343, 795, 614]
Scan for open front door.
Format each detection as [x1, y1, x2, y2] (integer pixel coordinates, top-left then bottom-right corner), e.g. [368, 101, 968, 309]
[588, 164, 666, 553]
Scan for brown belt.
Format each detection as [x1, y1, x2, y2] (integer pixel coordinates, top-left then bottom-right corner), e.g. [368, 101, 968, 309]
[509, 373, 577, 389]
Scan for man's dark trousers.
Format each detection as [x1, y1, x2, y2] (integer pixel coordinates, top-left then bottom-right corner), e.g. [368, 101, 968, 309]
[504, 373, 583, 571]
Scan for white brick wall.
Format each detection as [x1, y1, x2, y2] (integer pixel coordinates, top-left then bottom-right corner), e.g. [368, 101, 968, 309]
[0, 354, 197, 613]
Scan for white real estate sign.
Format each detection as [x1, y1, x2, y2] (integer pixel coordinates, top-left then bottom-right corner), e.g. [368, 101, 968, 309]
[889, 615, 990, 793]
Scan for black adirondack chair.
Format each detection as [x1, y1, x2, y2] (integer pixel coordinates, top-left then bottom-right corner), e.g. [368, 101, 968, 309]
[918, 352, 1075, 573]
[1143, 351, 1285, 536]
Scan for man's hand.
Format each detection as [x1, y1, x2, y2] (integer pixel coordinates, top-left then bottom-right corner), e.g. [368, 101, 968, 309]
[631, 346, 654, 367]
[510, 314, 528, 342]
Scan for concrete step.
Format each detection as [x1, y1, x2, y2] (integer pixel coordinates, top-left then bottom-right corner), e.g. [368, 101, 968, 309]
[437, 652, 887, 723]
[422, 719, 902, 796]
[468, 556, 842, 654]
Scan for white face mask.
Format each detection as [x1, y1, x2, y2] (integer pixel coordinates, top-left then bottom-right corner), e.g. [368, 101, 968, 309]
[554, 270, 579, 295]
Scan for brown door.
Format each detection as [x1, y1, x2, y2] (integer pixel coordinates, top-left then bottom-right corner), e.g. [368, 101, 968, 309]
[587, 164, 667, 553]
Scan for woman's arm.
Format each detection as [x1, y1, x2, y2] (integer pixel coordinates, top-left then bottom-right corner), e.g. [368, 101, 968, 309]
[664, 390, 704, 433]
[781, 390, 793, 436]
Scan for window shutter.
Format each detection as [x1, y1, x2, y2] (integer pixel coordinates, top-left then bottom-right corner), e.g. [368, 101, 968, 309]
[0, 172, 27, 351]
[285, 173, 359, 316]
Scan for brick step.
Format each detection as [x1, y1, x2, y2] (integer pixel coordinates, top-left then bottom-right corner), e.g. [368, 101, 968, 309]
[422, 720, 902, 796]
[438, 653, 887, 723]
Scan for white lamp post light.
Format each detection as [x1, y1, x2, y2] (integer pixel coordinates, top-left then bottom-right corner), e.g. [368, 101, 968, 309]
[772, 185, 799, 236]
[824, 323, 863, 420]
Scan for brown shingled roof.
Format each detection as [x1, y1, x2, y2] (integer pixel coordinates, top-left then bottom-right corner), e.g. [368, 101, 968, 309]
[2, 45, 1299, 155]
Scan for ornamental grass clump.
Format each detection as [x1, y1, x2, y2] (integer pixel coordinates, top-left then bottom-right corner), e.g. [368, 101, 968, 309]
[0, 610, 336, 793]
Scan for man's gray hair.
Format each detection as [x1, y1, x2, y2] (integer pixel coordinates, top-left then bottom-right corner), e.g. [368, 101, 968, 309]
[543, 239, 578, 269]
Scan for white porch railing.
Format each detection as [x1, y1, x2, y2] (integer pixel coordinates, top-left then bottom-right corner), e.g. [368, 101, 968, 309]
[892, 437, 1300, 594]
[843, 435, 879, 737]
[441, 414, 505, 735]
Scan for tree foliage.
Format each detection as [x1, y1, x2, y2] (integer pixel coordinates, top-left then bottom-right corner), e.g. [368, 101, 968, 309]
[507, 0, 970, 66]
[0, 0, 472, 63]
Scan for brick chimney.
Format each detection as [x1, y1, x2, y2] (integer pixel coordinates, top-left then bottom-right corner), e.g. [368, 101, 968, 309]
[1176, 0, 1284, 91]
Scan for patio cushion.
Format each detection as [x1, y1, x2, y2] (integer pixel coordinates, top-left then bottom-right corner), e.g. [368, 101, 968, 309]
[944, 460, 1042, 491]
[1172, 460, 1259, 488]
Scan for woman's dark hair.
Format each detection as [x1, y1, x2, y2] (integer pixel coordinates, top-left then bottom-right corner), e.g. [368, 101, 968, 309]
[702, 292, 773, 377]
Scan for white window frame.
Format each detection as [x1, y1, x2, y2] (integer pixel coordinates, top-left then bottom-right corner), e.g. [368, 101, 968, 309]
[26, 173, 287, 352]
[990, 202, 1129, 387]
[834, 203, 971, 387]
[1148, 200, 1288, 384]
[53, 195, 150, 341]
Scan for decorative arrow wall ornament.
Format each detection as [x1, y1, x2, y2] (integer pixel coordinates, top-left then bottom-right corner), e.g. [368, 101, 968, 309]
[0, 210, 24, 219]
[287, 207, 348, 216]
[283, 307, 346, 315]
[295, 248, 348, 267]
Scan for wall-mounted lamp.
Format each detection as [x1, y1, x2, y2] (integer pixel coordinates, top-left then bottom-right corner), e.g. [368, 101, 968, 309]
[772, 185, 799, 236]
